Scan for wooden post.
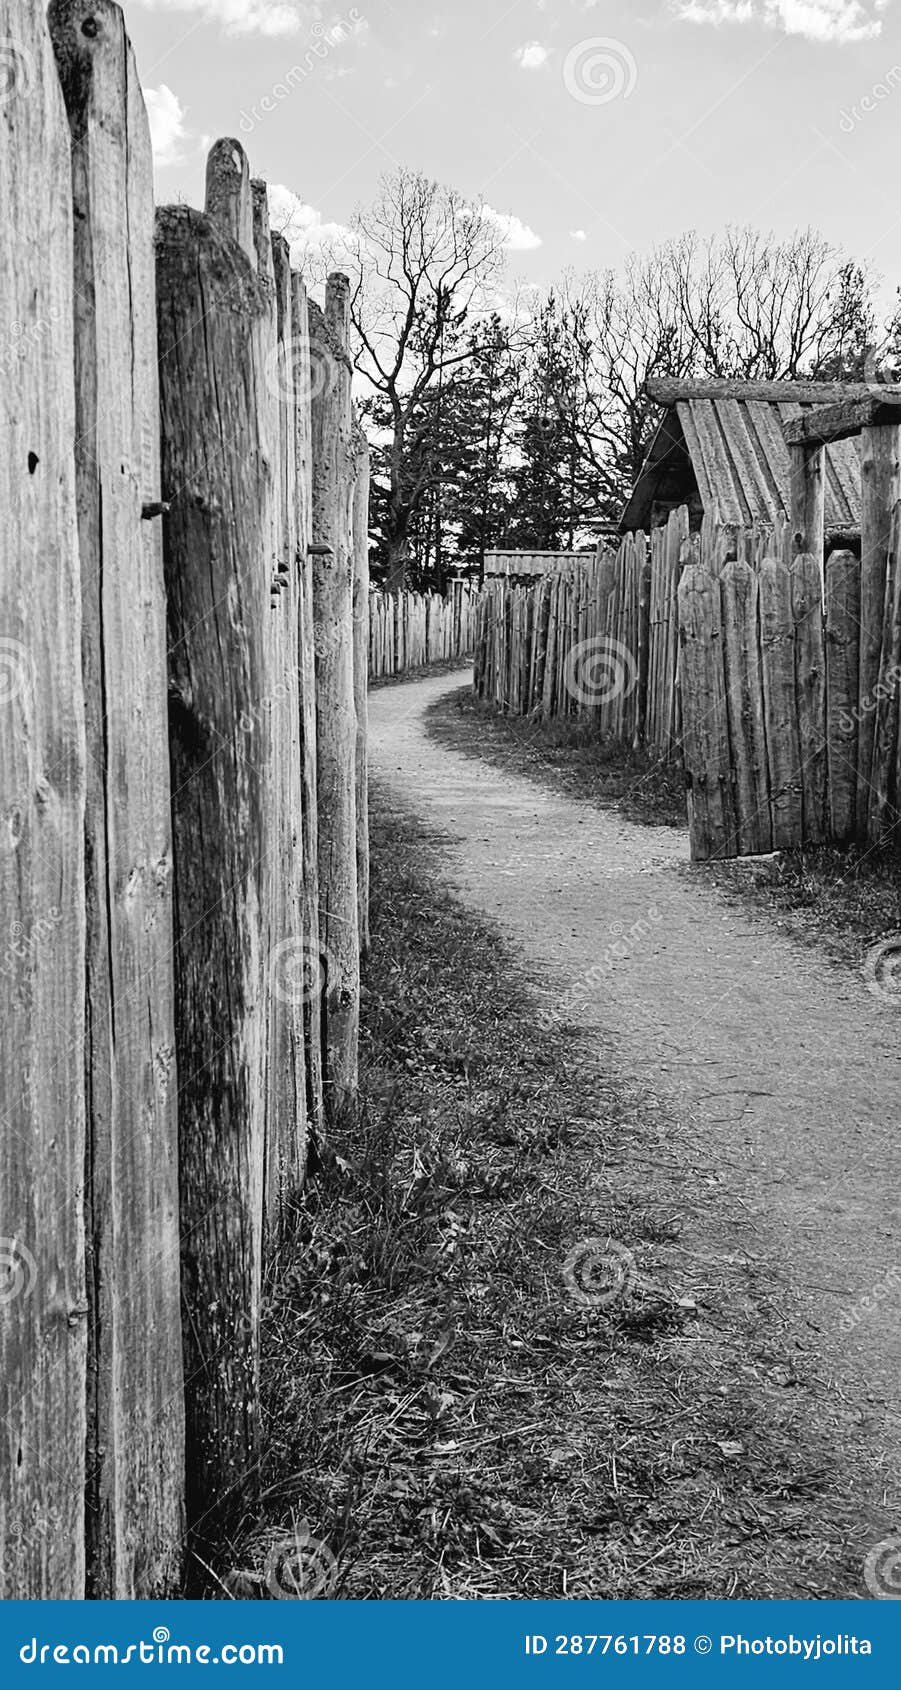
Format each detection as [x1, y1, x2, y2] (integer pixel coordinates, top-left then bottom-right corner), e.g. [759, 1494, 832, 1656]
[265, 229, 307, 1230]
[352, 421, 371, 957]
[49, 0, 183, 1597]
[759, 557, 803, 850]
[790, 551, 827, 844]
[291, 270, 325, 1138]
[156, 168, 272, 1533]
[868, 504, 901, 843]
[858, 421, 901, 832]
[0, 0, 86, 1601]
[677, 556, 739, 861]
[719, 559, 771, 855]
[788, 440, 825, 561]
[310, 275, 360, 1118]
[824, 550, 860, 842]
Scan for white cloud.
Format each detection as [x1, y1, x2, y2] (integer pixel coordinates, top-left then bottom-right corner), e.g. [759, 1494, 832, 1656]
[514, 40, 551, 69]
[134, 2, 325, 38]
[480, 205, 543, 252]
[266, 183, 356, 266]
[670, 0, 891, 43]
[570, 228, 588, 241]
[145, 86, 190, 168]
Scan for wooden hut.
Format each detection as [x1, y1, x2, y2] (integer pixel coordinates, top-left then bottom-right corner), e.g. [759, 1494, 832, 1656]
[619, 378, 866, 545]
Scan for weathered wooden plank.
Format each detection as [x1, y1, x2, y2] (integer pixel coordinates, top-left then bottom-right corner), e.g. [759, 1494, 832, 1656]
[858, 422, 901, 832]
[719, 560, 771, 854]
[759, 557, 803, 849]
[677, 560, 739, 860]
[0, 0, 86, 1601]
[650, 377, 884, 406]
[291, 271, 324, 1138]
[48, 0, 183, 1598]
[868, 505, 901, 843]
[353, 423, 371, 955]
[824, 550, 860, 842]
[788, 441, 825, 559]
[156, 190, 271, 1534]
[790, 551, 827, 844]
[264, 228, 306, 1236]
[310, 276, 360, 1118]
[784, 394, 901, 446]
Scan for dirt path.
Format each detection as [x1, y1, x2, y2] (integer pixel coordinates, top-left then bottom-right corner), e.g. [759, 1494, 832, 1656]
[369, 671, 901, 1458]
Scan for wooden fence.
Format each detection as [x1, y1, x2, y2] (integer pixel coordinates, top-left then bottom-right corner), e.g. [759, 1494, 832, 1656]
[473, 507, 688, 759]
[368, 583, 477, 678]
[1, 0, 368, 1597]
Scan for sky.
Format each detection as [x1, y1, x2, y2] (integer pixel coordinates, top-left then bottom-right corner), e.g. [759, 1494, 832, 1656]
[129, 0, 901, 315]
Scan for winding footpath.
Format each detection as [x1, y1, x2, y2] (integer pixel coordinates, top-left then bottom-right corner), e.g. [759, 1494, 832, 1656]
[369, 670, 901, 1454]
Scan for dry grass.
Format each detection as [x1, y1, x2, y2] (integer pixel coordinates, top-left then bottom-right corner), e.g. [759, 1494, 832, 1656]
[216, 789, 889, 1601]
[699, 842, 901, 975]
[426, 686, 687, 831]
[369, 656, 473, 692]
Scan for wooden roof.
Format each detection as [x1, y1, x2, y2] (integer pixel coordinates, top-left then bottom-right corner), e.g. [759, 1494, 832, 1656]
[620, 379, 866, 534]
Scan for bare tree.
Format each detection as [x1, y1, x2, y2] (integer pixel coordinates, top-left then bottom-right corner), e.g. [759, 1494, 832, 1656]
[348, 169, 505, 588]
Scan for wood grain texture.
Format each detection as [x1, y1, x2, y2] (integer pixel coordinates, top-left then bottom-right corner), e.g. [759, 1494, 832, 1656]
[759, 558, 803, 850]
[309, 279, 360, 1118]
[719, 560, 771, 855]
[857, 423, 901, 832]
[677, 560, 739, 861]
[290, 271, 325, 1138]
[0, 0, 87, 1600]
[352, 424, 371, 957]
[48, 0, 184, 1599]
[156, 197, 272, 1536]
[824, 550, 860, 842]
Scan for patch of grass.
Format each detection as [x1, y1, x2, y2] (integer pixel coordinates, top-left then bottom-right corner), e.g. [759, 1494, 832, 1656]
[218, 790, 892, 1600]
[426, 685, 687, 831]
[699, 843, 901, 974]
[369, 656, 473, 692]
